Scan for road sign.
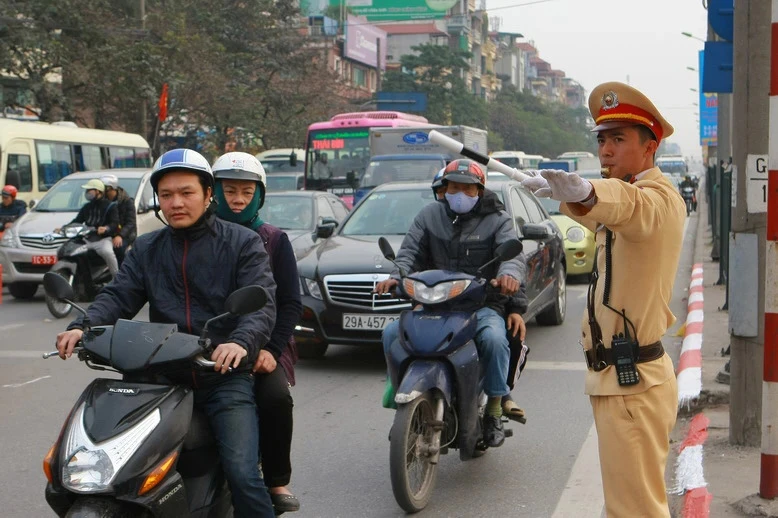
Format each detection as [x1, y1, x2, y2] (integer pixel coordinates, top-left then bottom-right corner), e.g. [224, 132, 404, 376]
[747, 154, 768, 213]
[376, 91, 428, 113]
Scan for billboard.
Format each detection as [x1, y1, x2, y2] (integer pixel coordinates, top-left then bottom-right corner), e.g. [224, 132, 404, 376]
[345, 15, 387, 69]
[699, 50, 718, 147]
[331, 0, 457, 21]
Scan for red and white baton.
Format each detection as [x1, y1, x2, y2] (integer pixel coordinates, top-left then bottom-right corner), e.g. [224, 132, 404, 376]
[428, 130, 532, 182]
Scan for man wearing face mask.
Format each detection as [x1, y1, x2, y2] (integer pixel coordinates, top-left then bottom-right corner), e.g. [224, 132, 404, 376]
[376, 159, 525, 447]
[54, 179, 119, 277]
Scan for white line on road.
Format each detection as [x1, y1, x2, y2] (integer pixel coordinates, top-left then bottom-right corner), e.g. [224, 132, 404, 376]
[551, 422, 605, 518]
[0, 323, 25, 332]
[524, 361, 587, 371]
[3, 375, 51, 388]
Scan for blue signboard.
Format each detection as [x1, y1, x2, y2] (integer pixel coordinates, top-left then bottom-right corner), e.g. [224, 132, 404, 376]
[708, 0, 734, 41]
[376, 91, 428, 113]
[702, 41, 733, 93]
[699, 50, 718, 147]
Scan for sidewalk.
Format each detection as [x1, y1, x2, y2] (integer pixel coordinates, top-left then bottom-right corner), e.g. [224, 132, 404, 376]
[667, 191, 778, 517]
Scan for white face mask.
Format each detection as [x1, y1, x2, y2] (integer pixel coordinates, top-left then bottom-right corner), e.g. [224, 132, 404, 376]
[85, 191, 96, 201]
[445, 191, 479, 214]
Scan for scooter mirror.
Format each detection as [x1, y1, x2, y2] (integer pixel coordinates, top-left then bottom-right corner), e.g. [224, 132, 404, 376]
[378, 237, 395, 261]
[224, 285, 268, 316]
[43, 272, 75, 302]
[495, 239, 523, 262]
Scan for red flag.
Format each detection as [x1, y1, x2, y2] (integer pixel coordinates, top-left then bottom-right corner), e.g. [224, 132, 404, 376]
[157, 83, 169, 122]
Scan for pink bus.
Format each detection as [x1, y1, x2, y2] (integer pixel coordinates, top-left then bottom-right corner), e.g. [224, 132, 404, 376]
[304, 111, 430, 206]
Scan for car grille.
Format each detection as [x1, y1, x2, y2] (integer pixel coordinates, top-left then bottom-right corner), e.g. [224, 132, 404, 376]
[19, 235, 67, 250]
[324, 274, 410, 311]
[13, 262, 53, 274]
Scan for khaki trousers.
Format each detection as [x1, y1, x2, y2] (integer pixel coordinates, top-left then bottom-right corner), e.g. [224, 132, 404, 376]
[590, 378, 678, 518]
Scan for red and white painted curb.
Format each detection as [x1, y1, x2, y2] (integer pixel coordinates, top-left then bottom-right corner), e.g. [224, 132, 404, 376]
[677, 263, 704, 406]
[671, 263, 711, 516]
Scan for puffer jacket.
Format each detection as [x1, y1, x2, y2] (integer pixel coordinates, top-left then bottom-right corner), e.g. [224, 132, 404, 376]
[69, 197, 119, 243]
[391, 189, 526, 315]
[68, 213, 277, 372]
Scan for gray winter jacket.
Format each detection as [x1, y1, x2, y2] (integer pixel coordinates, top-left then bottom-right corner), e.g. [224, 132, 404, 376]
[391, 189, 526, 315]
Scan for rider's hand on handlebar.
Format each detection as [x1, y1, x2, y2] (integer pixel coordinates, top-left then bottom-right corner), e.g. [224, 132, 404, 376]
[507, 313, 526, 341]
[211, 342, 247, 374]
[491, 275, 519, 296]
[252, 349, 277, 374]
[97, 226, 108, 235]
[56, 329, 84, 359]
[374, 278, 399, 295]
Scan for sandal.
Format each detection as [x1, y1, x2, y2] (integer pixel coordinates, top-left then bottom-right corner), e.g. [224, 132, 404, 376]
[271, 493, 300, 513]
[502, 396, 527, 424]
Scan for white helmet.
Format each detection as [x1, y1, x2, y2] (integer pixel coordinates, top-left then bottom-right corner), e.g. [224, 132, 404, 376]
[150, 149, 213, 192]
[100, 174, 119, 189]
[212, 152, 267, 186]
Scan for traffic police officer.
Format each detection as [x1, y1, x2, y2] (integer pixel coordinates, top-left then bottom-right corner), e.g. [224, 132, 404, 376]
[522, 81, 685, 517]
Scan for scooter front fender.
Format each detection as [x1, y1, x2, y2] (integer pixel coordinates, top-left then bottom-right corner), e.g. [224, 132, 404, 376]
[395, 360, 453, 406]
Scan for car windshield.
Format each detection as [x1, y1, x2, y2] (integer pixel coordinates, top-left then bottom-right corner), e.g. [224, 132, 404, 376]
[260, 196, 314, 230]
[266, 175, 301, 192]
[34, 177, 141, 212]
[359, 159, 443, 189]
[538, 197, 562, 215]
[262, 158, 304, 174]
[341, 189, 436, 236]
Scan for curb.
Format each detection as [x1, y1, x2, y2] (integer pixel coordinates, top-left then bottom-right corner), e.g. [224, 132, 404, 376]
[673, 414, 713, 517]
[678, 263, 704, 406]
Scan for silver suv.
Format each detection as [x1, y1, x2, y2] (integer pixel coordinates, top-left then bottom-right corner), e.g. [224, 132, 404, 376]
[0, 169, 162, 299]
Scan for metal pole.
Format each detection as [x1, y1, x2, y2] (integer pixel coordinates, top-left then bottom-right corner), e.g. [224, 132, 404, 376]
[761, 0, 778, 499]
[376, 38, 382, 93]
[139, 0, 147, 139]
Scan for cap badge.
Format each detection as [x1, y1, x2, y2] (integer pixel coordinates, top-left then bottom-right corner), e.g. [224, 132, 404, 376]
[601, 91, 619, 111]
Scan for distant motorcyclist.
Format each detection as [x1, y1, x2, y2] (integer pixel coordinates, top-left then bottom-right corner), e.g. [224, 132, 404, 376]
[100, 175, 137, 266]
[376, 159, 526, 447]
[679, 175, 697, 212]
[54, 179, 120, 277]
[431, 167, 446, 200]
[0, 185, 27, 231]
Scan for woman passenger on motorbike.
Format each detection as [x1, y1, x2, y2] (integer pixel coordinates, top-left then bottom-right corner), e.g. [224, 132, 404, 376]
[211, 152, 303, 514]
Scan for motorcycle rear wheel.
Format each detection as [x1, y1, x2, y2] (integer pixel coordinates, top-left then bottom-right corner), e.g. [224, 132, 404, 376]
[45, 268, 75, 319]
[389, 393, 440, 513]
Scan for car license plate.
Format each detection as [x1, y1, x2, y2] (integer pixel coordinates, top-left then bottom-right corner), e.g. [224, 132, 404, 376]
[31, 255, 57, 265]
[342, 313, 399, 331]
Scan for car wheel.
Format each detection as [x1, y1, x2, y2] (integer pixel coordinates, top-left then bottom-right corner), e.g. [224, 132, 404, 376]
[536, 265, 566, 326]
[297, 342, 329, 359]
[8, 282, 38, 300]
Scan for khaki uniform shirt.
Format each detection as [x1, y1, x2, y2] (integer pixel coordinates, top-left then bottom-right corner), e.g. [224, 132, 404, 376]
[561, 167, 686, 396]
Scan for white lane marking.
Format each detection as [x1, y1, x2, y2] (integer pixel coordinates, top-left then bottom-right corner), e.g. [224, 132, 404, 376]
[524, 361, 587, 371]
[3, 375, 51, 388]
[683, 217, 690, 240]
[579, 289, 588, 300]
[0, 323, 25, 332]
[551, 422, 605, 518]
[0, 351, 51, 359]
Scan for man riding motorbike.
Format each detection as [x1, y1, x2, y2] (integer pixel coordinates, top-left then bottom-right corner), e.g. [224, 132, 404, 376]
[0, 185, 26, 231]
[211, 151, 303, 514]
[54, 179, 120, 278]
[100, 174, 137, 266]
[679, 175, 697, 212]
[376, 159, 525, 447]
[54, 148, 279, 518]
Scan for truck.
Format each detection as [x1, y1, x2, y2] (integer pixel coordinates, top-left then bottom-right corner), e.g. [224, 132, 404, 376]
[352, 125, 489, 205]
[538, 159, 577, 172]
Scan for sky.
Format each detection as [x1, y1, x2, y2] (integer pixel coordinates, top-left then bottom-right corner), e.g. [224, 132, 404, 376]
[486, 0, 709, 159]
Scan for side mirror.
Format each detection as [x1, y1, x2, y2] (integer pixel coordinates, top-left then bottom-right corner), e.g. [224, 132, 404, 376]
[378, 236, 395, 261]
[494, 239, 523, 261]
[139, 195, 159, 214]
[522, 223, 551, 241]
[224, 285, 268, 315]
[43, 271, 75, 302]
[315, 217, 338, 239]
[28, 199, 38, 209]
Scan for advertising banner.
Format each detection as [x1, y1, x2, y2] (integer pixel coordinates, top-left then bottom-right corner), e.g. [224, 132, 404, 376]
[345, 14, 387, 69]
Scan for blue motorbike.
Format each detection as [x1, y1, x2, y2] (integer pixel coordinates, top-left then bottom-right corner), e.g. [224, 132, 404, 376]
[378, 237, 523, 513]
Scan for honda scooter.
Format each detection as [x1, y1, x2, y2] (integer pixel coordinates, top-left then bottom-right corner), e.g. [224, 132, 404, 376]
[41, 272, 269, 517]
[379, 237, 523, 513]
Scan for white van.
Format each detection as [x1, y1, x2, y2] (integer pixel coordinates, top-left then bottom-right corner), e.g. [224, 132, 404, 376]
[489, 151, 545, 170]
[0, 169, 163, 299]
[255, 148, 305, 174]
[0, 119, 151, 206]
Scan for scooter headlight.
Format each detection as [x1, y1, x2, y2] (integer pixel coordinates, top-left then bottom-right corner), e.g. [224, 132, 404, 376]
[403, 279, 471, 305]
[60, 404, 160, 493]
[64, 227, 81, 239]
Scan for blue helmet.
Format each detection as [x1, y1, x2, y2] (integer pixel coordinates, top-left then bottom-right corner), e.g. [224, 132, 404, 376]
[431, 167, 446, 195]
[150, 149, 213, 192]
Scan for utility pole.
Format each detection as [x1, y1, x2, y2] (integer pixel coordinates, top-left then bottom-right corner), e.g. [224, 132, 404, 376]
[139, 0, 148, 140]
[376, 38, 382, 93]
[729, 0, 770, 447]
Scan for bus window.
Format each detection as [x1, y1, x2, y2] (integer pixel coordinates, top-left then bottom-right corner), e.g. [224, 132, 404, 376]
[36, 141, 74, 190]
[135, 148, 152, 167]
[110, 147, 136, 168]
[74, 144, 106, 171]
[6, 154, 32, 192]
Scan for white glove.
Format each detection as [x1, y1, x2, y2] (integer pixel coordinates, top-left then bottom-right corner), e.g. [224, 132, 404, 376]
[521, 175, 552, 198]
[539, 169, 593, 203]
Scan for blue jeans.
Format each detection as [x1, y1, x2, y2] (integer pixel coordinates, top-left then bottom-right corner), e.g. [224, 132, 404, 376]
[382, 307, 510, 397]
[194, 374, 274, 518]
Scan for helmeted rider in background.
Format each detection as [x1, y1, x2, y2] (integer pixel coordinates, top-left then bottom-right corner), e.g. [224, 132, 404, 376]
[0, 185, 26, 231]
[376, 159, 525, 447]
[54, 148, 278, 518]
[212, 151, 303, 514]
[100, 174, 137, 266]
[679, 175, 697, 212]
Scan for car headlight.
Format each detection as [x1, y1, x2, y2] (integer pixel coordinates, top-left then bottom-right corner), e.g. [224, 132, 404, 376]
[0, 227, 18, 248]
[403, 279, 471, 305]
[60, 403, 160, 493]
[566, 226, 585, 243]
[303, 278, 322, 300]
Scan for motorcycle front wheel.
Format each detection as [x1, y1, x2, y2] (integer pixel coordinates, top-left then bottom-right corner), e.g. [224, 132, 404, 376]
[45, 268, 75, 319]
[389, 393, 440, 513]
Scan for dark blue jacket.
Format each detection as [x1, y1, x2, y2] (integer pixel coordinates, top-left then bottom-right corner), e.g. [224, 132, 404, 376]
[0, 199, 27, 230]
[68, 214, 277, 364]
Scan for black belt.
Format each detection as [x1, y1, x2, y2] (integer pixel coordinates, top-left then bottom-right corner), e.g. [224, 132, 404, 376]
[585, 341, 664, 371]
